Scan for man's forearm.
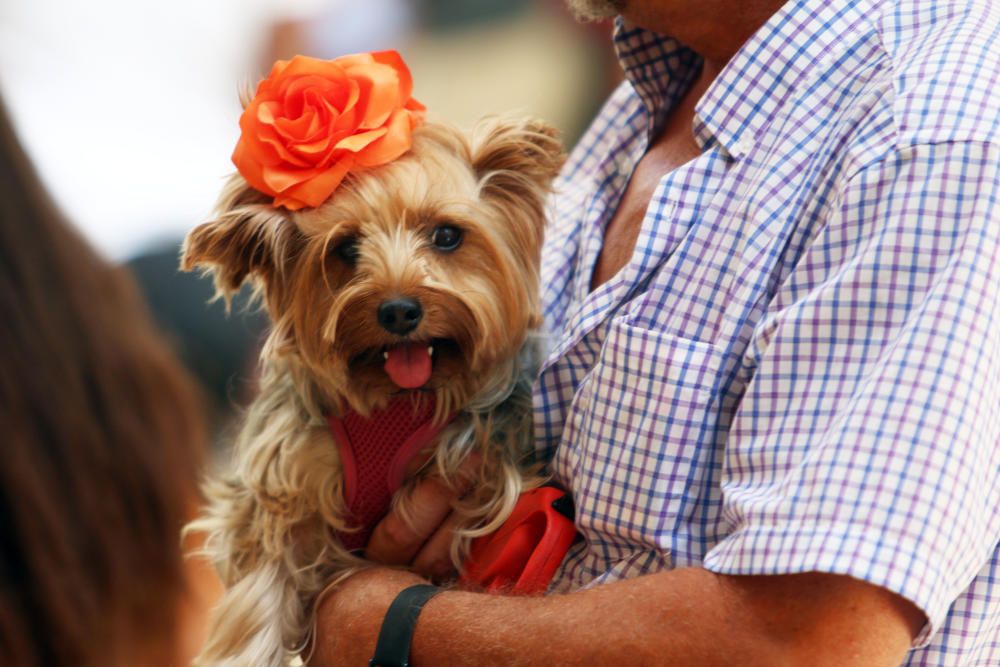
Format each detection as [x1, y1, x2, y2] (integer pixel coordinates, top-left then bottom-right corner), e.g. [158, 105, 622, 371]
[411, 567, 738, 666]
[407, 568, 921, 667]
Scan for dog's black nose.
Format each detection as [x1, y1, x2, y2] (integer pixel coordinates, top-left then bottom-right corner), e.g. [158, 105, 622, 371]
[377, 297, 423, 335]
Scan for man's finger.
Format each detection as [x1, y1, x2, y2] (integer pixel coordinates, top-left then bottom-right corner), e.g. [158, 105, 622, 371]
[365, 475, 457, 565]
[365, 454, 481, 566]
[410, 511, 463, 580]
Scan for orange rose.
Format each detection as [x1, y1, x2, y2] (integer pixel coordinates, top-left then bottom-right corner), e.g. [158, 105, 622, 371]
[232, 51, 425, 210]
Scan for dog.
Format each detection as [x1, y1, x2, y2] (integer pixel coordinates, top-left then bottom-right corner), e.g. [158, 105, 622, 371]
[182, 116, 564, 666]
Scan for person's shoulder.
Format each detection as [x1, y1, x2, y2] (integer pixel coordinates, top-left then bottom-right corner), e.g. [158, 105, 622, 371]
[874, 0, 1000, 147]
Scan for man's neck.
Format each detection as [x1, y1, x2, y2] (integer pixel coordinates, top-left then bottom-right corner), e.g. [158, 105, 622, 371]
[620, 0, 788, 71]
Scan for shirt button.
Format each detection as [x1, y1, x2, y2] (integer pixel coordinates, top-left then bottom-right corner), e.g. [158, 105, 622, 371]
[733, 135, 755, 157]
[615, 155, 633, 177]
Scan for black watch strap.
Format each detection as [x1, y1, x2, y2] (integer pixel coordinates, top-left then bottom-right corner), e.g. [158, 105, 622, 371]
[369, 584, 442, 667]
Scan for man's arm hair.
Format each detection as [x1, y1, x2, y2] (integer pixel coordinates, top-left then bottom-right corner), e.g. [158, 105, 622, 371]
[313, 566, 924, 666]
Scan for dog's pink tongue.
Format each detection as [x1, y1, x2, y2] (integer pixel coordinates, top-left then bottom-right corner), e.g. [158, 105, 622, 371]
[384, 342, 432, 389]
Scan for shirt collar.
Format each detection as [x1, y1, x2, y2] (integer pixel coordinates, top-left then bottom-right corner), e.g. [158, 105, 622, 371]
[613, 19, 701, 135]
[615, 0, 881, 159]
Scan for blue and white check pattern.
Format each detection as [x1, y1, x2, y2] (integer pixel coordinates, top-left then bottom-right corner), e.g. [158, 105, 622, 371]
[534, 0, 1000, 662]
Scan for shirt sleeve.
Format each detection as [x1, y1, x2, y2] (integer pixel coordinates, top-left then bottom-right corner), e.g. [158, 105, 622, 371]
[702, 140, 1000, 646]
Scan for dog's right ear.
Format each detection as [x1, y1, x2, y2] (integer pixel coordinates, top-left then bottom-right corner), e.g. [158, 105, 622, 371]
[471, 116, 566, 202]
[181, 175, 300, 303]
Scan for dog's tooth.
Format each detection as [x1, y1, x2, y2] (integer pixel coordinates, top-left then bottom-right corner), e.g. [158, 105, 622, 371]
[382, 351, 389, 360]
[427, 345, 434, 357]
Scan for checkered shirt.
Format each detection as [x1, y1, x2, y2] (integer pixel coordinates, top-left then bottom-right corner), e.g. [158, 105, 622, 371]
[533, 0, 1000, 662]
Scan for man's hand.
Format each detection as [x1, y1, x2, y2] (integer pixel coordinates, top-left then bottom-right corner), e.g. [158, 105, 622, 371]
[364, 454, 480, 580]
[310, 458, 477, 665]
[325, 460, 925, 666]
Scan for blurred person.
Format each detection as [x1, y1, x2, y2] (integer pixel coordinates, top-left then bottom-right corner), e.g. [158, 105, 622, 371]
[310, 0, 1000, 665]
[127, 243, 268, 440]
[0, 97, 215, 667]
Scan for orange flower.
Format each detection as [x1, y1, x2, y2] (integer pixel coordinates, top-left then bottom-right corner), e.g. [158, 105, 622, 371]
[232, 51, 425, 210]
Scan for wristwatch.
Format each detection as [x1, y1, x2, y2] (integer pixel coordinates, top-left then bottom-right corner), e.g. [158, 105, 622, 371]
[369, 584, 442, 667]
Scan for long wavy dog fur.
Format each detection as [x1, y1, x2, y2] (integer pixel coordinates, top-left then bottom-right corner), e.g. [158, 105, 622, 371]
[182, 117, 564, 666]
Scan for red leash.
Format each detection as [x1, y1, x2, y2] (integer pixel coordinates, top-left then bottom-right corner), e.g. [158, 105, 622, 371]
[460, 485, 578, 594]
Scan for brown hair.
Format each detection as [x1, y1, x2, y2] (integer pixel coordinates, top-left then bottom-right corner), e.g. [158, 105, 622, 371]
[0, 98, 205, 666]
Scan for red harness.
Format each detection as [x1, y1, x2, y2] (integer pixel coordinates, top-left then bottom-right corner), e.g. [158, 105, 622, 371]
[327, 393, 579, 593]
[327, 394, 453, 551]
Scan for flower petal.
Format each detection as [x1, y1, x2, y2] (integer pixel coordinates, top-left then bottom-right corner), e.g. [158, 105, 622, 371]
[354, 109, 415, 167]
[405, 97, 426, 113]
[334, 127, 387, 152]
[289, 132, 336, 157]
[370, 50, 414, 101]
[274, 108, 320, 141]
[261, 134, 313, 167]
[237, 120, 283, 167]
[277, 158, 354, 209]
[346, 61, 403, 130]
[278, 55, 348, 81]
[233, 50, 423, 207]
[233, 140, 278, 198]
[261, 164, 316, 193]
[256, 101, 283, 125]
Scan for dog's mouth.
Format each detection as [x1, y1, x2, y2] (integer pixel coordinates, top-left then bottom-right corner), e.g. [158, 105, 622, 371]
[349, 338, 461, 390]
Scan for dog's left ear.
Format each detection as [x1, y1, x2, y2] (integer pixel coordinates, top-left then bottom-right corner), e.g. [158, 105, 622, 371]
[472, 116, 565, 207]
[472, 117, 565, 332]
[181, 174, 301, 306]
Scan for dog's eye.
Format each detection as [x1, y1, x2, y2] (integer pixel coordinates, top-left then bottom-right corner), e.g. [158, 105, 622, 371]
[431, 225, 463, 252]
[333, 237, 360, 264]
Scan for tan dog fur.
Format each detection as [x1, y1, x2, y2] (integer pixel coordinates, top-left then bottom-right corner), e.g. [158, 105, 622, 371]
[182, 117, 564, 667]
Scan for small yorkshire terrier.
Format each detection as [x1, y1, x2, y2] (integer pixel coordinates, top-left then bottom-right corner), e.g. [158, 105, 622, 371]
[183, 111, 563, 666]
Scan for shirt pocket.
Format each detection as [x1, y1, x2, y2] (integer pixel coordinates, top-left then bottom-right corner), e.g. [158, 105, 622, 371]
[565, 315, 725, 553]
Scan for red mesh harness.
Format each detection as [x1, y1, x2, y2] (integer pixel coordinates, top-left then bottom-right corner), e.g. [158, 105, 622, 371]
[327, 395, 455, 551]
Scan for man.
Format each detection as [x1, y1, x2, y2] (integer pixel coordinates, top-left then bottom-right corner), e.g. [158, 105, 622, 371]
[313, 0, 1000, 664]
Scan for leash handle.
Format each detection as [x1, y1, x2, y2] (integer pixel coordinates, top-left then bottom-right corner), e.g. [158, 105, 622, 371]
[460, 486, 578, 594]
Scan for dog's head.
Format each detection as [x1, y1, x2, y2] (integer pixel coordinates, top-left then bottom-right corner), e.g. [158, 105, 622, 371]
[183, 117, 564, 416]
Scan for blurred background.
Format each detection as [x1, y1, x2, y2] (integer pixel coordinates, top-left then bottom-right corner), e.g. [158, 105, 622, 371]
[0, 0, 618, 438]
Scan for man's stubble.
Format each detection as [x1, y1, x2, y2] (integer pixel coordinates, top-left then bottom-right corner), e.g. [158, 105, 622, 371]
[566, 0, 625, 21]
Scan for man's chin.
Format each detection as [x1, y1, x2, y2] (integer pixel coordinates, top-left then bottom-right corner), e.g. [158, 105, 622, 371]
[566, 0, 624, 21]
